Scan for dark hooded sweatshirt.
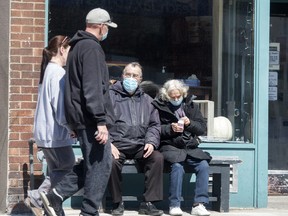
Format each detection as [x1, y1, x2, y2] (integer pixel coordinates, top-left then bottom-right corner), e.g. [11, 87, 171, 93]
[64, 30, 115, 130]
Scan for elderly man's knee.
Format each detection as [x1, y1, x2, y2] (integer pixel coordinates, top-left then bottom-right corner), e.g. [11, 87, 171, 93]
[152, 151, 164, 163]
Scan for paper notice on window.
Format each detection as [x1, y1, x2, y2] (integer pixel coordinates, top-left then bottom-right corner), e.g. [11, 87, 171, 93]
[269, 86, 278, 101]
[269, 43, 280, 70]
[269, 71, 278, 86]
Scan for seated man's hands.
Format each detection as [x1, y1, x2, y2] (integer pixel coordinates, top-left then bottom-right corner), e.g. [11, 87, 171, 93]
[143, 143, 154, 158]
[111, 143, 120, 159]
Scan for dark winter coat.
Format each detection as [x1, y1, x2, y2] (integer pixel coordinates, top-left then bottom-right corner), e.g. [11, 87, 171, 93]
[64, 30, 115, 130]
[109, 81, 161, 151]
[152, 98, 211, 163]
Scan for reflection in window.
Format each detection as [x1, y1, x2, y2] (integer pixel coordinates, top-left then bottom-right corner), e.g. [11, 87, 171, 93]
[48, 0, 254, 143]
[220, 0, 254, 142]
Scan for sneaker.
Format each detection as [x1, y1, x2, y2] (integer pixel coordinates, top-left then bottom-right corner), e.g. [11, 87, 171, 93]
[24, 197, 43, 216]
[191, 203, 210, 216]
[169, 206, 183, 216]
[138, 202, 163, 216]
[111, 202, 124, 216]
[40, 189, 64, 216]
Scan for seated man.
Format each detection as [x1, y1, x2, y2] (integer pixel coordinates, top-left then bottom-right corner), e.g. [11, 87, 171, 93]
[108, 62, 164, 216]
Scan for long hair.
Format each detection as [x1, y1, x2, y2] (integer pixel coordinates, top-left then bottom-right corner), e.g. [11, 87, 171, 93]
[39, 35, 70, 84]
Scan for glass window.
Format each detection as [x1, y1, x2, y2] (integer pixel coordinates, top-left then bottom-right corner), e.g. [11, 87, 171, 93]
[269, 3, 288, 170]
[48, 0, 254, 143]
[219, 0, 254, 142]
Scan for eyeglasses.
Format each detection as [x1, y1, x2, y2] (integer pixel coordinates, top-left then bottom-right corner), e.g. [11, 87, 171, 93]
[123, 72, 141, 79]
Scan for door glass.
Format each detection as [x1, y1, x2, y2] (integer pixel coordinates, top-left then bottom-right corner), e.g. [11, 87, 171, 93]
[269, 3, 288, 170]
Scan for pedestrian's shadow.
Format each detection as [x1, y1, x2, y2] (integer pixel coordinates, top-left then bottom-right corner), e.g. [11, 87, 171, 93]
[8, 163, 45, 215]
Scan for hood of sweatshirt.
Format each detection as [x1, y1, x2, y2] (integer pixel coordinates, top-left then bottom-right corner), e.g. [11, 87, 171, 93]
[69, 30, 99, 47]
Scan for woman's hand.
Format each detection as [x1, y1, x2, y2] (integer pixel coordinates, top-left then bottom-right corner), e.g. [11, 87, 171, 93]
[181, 116, 190, 126]
[70, 130, 77, 138]
[171, 122, 184, 133]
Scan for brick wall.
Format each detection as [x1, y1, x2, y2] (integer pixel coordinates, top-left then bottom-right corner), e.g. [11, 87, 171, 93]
[8, 0, 46, 213]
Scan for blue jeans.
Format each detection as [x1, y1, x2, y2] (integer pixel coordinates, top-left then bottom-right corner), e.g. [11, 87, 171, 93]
[169, 159, 209, 207]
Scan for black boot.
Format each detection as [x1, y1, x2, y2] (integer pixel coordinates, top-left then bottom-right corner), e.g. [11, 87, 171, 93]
[138, 202, 163, 216]
[111, 202, 124, 216]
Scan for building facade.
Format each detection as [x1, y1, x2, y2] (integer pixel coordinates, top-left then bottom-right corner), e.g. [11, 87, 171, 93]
[0, 0, 273, 214]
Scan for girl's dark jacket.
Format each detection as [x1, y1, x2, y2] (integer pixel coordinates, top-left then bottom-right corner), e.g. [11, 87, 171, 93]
[109, 81, 161, 151]
[152, 98, 211, 164]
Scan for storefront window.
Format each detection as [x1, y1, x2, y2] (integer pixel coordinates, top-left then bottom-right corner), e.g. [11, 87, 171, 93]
[48, 0, 254, 143]
[218, 0, 254, 142]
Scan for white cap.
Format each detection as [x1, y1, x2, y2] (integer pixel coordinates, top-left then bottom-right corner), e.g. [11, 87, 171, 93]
[86, 8, 117, 28]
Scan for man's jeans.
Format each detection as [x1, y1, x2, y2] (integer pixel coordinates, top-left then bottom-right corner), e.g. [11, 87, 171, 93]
[169, 159, 209, 207]
[55, 127, 112, 216]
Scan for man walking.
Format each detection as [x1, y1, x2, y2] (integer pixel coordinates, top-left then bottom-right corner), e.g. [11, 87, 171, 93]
[40, 8, 117, 216]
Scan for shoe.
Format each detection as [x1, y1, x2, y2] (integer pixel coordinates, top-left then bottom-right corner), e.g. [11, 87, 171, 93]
[169, 206, 183, 216]
[40, 189, 64, 216]
[24, 197, 43, 216]
[138, 202, 163, 216]
[111, 202, 124, 216]
[43, 208, 50, 216]
[191, 203, 210, 216]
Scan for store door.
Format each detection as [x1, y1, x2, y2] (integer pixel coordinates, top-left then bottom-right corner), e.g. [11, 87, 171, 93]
[269, 1, 288, 194]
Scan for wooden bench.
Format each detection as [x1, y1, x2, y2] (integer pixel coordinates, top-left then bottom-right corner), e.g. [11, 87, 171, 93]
[28, 138, 241, 212]
[102, 156, 241, 212]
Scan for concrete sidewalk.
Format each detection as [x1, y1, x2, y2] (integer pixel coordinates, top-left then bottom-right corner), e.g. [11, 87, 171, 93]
[64, 195, 288, 216]
[4, 196, 288, 216]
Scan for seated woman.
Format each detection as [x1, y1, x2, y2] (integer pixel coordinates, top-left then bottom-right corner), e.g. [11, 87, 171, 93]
[152, 79, 211, 216]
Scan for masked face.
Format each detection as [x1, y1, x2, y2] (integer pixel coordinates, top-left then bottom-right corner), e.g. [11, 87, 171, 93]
[101, 25, 109, 41]
[169, 96, 183, 106]
[123, 77, 138, 94]
[101, 31, 108, 41]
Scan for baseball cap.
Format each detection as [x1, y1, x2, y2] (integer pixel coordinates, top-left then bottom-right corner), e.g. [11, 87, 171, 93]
[86, 8, 117, 28]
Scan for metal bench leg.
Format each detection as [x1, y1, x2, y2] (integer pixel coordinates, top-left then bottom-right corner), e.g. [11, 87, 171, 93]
[212, 173, 221, 212]
[220, 166, 230, 212]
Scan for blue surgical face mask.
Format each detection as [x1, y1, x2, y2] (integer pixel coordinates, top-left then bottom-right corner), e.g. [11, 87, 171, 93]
[101, 31, 108, 41]
[123, 77, 138, 94]
[169, 96, 183, 106]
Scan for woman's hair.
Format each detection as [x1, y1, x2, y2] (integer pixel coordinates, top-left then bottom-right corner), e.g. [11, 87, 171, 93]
[159, 79, 189, 101]
[39, 35, 70, 84]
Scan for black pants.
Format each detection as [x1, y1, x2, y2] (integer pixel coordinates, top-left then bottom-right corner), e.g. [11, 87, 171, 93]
[55, 128, 112, 216]
[108, 146, 164, 203]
